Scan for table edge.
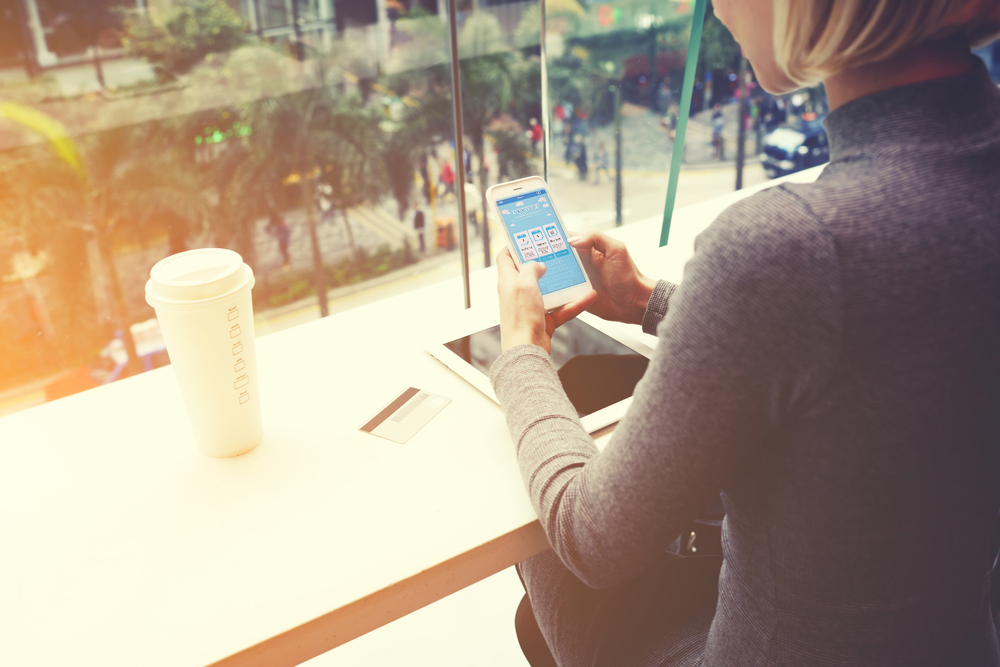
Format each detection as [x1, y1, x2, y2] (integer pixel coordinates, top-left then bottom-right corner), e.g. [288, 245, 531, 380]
[208, 521, 550, 667]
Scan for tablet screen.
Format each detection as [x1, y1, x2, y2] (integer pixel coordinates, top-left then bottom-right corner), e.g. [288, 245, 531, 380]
[444, 319, 649, 417]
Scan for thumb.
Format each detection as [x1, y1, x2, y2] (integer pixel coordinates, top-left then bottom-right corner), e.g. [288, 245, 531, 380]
[524, 261, 547, 282]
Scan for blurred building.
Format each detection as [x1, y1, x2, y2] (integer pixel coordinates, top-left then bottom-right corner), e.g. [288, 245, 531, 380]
[0, 0, 537, 81]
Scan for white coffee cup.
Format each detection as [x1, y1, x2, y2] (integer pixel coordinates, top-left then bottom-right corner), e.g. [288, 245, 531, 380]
[145, 249, 263, 458]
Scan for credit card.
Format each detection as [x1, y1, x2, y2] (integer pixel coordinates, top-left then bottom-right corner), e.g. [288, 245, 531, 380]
[359, 387, 451, 444]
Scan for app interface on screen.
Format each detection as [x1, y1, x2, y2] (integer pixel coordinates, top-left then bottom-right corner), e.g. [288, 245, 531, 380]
[496, 188, 586, 295]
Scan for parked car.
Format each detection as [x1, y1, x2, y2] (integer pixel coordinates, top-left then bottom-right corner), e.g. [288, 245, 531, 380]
[760, 112, 830, 177]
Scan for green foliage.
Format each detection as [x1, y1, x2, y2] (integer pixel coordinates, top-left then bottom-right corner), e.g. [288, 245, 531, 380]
[211, 87, 388, 269]
[398, 14, 515, 139]
[10, 126, 209, 251]
[320, 95, 390, 210]
[455, 13, 521, 204]
[509, 54, 542, 123]
[255, 244, 418, 309]
[383, 12, 524, 242]
[0, 126, 210, 381]
[513, 0, 587, 48]
[699, 6, 739, 72]
[547, 51, 601, 113]
[488, 124, 534, 181]
[0, 150, 102, 372]
[122, 0, 250, 76]
[382, 105, 445, 219]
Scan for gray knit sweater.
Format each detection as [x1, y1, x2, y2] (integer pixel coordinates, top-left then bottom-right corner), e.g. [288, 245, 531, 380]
[491, 61, 1000, 665]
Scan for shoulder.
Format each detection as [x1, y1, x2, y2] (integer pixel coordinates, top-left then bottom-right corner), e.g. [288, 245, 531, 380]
[675, 183, 843, 360]
[667, 182, 843, 397]
[693, 183, 836, 284]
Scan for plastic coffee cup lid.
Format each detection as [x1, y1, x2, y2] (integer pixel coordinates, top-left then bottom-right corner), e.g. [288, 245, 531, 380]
[146, 248, 253, 310]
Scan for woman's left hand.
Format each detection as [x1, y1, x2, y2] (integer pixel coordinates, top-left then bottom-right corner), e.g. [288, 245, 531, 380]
[496, 247, 597, 354]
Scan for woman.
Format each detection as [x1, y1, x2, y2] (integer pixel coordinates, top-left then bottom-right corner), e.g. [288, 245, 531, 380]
[492, 1, 1000, 665]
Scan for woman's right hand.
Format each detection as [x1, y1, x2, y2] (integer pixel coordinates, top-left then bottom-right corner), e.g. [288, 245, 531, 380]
[568, 231, 657, 326]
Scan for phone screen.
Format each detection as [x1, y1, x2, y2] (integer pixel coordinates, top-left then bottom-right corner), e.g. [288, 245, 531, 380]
[496, 187, 587, 295]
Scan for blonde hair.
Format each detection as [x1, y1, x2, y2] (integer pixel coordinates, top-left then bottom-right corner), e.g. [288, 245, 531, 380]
[773, 0, 1000, 87]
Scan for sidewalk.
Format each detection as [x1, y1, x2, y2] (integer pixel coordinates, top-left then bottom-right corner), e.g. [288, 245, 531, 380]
[547, 158, 767, 232]
[570, 101, 759, 178]
[253, 240, 484, 336]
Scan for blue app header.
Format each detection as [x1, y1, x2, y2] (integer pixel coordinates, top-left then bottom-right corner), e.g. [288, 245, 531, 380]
[496, 188, 547, 206]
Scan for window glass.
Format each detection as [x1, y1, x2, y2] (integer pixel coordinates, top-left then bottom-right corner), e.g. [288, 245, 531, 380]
[0, 0, 831, 416]
[0, 0, 454, 415]
[535, 0, 828, 233]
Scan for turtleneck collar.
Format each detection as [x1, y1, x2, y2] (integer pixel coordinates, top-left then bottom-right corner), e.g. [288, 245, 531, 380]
[823, 57, 998, 161]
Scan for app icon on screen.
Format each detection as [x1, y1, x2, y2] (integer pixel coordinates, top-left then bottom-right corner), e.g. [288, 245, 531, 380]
[528, 227, 553, 255]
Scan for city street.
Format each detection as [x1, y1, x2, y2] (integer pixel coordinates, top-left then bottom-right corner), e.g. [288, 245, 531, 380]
[550, 159, 767, 233]
[250, 160, 770, 336]
[0, 103, 772, 417]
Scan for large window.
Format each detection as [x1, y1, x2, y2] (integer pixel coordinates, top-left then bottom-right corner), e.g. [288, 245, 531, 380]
[0, 0, 826, 416]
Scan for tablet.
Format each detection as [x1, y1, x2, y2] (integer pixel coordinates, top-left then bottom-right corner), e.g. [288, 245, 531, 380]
[425, 310, 654, 433]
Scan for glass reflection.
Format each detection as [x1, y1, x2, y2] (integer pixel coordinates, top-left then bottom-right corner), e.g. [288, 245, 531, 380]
[444, 319, 649, 417]
[0, 0, 831, 415]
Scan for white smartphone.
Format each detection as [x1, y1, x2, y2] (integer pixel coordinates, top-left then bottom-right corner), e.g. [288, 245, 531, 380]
[486, 175, 593, 311]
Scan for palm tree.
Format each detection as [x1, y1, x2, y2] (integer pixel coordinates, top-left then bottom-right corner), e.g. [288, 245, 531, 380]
[0, 153, 62, 354]
[390, 12, 561, 268]
[214, 87, 387, 317]
[319, 94, 388, 270]
[413, 14, 517, 267]
[488, 119, 534, 182]
[455, 14, 517, 268]
[381, 82, 453, 221]
[6, 125, 209, 375]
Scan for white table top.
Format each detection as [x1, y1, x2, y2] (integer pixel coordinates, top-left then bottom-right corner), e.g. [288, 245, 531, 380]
[0, 168, 821, 667]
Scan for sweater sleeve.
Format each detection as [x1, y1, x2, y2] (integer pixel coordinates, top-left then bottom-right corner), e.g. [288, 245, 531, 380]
[490, 185, 842, 589]
[641, 280, 676, 335]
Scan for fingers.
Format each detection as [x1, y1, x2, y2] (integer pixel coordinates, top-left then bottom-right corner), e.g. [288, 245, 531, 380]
[550, 289, 598, 329]
[567, 230, 601, 249]
[569, 230, 624, 256]
[496, 247, 518, 285]
[523, 261, 547, 283]
[497, 248, 547, 283]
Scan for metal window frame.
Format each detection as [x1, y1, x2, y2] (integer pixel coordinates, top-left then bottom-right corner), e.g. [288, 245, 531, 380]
[445, 0, 548, 310]
[446, 0, 472, 309]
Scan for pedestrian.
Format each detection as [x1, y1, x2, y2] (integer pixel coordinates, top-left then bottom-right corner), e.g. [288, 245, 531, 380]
[593, 142, 609, 185]
[419, 160, 431, 203]
[412, 201, 425, 253]
[573, 135, 588, 181]
[464, 181, 482, 235]
[440, 161, 455, 196]
[657, 82, 671, 114]
[776, 97, 787, 125]
[315, 182, 333, 223]
[529, 118, 543, 156]
[265, 211, 291, 270]
[562, 105, 575, 146]
[564, 133, 576, 164]
[496, 1, 1000, 666]
[751, 97, 763, 153]
[711, 103, 725, 160]
[552, 106, 565, 141]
